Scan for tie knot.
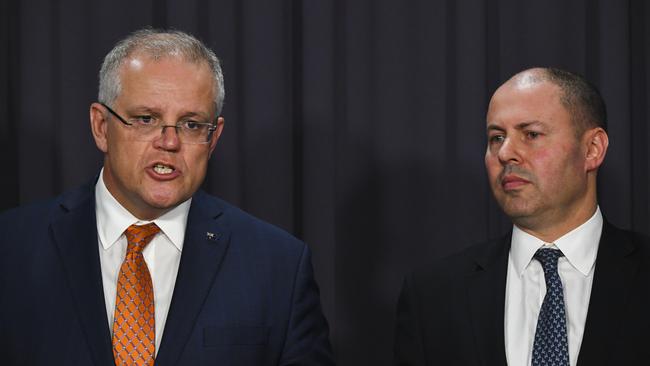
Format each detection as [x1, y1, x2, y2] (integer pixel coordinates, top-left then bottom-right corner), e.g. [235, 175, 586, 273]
[124, 223, 160, 254]
[534, 247, 564, 269]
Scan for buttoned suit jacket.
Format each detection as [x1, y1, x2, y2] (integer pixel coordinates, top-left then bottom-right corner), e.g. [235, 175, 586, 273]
[394, 221, 650, 366]
[0, 182, 334, 365]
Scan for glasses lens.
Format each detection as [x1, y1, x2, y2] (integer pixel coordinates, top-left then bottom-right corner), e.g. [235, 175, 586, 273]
[128, 124, 212, 144]
[181, 124, 212, 144]
[103, 104, 214, 145]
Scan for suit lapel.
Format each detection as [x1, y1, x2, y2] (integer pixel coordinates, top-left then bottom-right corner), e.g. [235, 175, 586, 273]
[155, 192, 231, 366]
[466, 235, 510, 366]
[50, 186, 115, 366]
[577, 221, 639, 366]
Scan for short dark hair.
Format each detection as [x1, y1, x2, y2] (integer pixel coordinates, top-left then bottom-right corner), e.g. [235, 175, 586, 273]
[542, 68, 608, 135]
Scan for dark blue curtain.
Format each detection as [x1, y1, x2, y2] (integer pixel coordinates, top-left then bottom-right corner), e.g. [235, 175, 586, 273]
[2, 0, 649, 364]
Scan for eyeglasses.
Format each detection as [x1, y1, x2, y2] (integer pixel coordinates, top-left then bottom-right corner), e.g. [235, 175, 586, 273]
[100, 102, 218, 145]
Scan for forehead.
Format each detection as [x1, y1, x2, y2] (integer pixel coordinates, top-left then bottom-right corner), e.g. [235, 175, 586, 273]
[117, 55, 215, 113]
[486, 79, 571, 129]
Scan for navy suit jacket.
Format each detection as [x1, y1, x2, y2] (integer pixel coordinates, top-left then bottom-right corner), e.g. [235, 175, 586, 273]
[0, 182, 334, 365]
[394, 221, 650, 366]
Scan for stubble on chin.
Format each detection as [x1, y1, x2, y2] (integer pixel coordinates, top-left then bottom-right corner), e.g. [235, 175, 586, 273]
[494, 186, 535, 216]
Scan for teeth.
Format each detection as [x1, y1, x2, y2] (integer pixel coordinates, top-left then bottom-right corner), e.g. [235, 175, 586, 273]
[153, 164, 174, 174]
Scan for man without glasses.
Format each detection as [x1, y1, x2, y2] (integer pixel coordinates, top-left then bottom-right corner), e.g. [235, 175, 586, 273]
[395, 67, 650, 366]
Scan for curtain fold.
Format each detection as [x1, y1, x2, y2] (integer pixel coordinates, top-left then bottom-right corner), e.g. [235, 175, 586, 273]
[2, 0, 648, 363]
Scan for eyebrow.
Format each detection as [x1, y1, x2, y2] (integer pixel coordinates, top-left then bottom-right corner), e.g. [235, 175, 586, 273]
[126, 106, 210, 120]
[124, 105, 162, 116]
[486, 120, 545, 132]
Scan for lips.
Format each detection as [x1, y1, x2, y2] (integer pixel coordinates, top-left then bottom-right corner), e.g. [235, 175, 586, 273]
[147, 162, 181, 180]
[500, 174, 530, 190]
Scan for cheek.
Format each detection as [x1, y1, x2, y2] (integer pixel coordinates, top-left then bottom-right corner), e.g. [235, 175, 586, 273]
[484, 155, 501, 180]
[184, 151, 210, 179]
[528, 149, 554, 181]
[532, 146, 580, 186]
[109, 141, 149, 177]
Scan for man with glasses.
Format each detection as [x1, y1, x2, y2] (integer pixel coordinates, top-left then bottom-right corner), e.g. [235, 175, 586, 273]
[0, 29, 334, 365]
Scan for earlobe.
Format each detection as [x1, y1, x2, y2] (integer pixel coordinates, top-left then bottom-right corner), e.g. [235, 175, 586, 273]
[90, 103, 109, 153]
[584, 128, 609, 171]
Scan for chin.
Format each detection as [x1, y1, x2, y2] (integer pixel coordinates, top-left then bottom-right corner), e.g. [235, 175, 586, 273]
[144, 192, 184, 210]
[499, 200, 536, 220]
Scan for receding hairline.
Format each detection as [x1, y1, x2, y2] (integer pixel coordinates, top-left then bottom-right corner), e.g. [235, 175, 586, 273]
[119, 51, 215, 78]
[117, 53, 217, 110]
[495, 67, 607, 135]
[98, 28, 225, 116]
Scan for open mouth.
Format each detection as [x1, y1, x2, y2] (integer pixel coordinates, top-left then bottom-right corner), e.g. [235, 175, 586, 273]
[153, 163, 175, 175]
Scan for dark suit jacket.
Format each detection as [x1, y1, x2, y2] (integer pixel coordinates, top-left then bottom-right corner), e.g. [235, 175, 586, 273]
[0, 182, 334, 365]
[394, 221, 650, 366]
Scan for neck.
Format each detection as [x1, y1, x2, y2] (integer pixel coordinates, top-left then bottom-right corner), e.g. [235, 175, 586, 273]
[515, 202, 598, 243]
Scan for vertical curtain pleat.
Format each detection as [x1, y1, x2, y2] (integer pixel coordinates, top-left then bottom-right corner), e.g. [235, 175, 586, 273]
[1, 0, 648, 363]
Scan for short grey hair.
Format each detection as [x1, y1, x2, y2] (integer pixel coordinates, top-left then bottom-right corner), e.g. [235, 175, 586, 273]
[98, 28, 225, 116]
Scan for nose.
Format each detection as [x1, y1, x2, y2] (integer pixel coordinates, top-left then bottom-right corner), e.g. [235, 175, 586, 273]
[154, 125, 181, 151]
[496, 137, 521, 165]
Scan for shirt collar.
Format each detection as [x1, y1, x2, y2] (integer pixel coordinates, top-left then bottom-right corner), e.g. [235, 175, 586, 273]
[95, 168, 191, 252]
[510, 206, 603, 277]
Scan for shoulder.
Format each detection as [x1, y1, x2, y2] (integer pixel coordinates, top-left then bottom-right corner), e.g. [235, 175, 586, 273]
[603, 220, 650, 242]
[0, 183, 95, 262]
[601, 220, 650, 257]
[191, 190, 306, 254]
[0, 185, 90, 229]
[0, 199, 54, 227]
[0, 179, 94, 221]
[405, 235, 510, 290]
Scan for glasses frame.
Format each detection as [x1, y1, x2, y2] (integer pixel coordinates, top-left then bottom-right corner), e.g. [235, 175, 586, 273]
[99, 102, 218, 145]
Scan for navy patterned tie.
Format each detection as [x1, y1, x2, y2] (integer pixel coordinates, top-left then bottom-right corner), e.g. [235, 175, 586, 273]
[532, 248, 569, 366]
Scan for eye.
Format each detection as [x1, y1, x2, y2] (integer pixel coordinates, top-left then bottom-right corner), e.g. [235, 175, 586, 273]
[526, 131, 541, 139]
[181, 120, 202, 130]
[489, 134, 505, 144]
[132, 115, 156, 125]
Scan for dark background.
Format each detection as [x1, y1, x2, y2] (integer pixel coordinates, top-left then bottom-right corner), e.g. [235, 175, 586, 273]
[1, 0, 649, 364]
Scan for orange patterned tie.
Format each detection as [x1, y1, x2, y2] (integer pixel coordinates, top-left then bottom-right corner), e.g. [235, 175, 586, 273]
[112, 223, 160, 366]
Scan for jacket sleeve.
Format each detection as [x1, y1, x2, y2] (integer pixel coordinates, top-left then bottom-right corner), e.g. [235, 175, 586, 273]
[280, 244, 336, 365]
[394, 275, 427, 366]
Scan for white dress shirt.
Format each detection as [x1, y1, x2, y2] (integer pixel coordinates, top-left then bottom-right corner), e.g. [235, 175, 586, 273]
[95, 169, 190, 354]
[504, 207, 603, 366]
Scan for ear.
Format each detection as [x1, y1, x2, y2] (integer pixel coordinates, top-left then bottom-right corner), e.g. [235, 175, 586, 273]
[584, 127, 609, 172]
[90, 102, 109, 153]
[208, 116, 225, 158]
